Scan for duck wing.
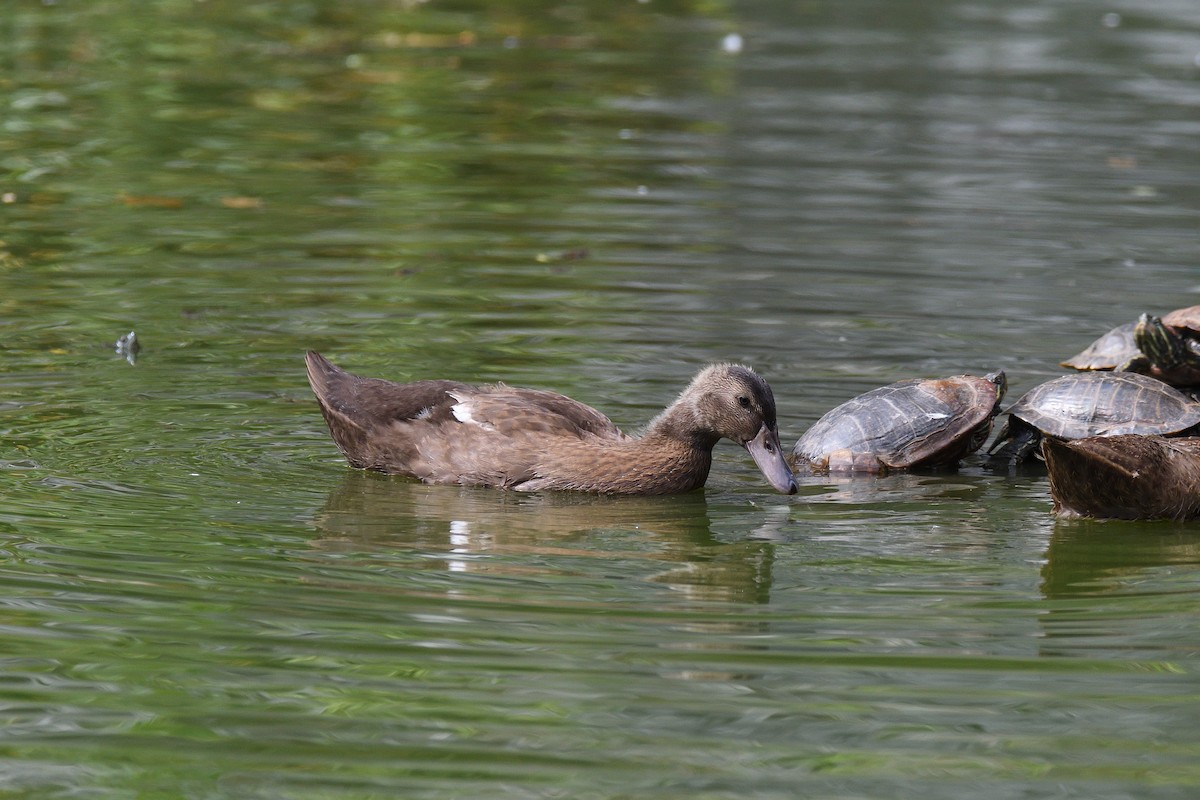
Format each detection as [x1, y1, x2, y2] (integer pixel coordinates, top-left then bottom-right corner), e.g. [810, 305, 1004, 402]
[306, 351, 468, 427]
[306, 352, 629, 484]
[448, 385, 626, 441]
[306, 351, 472, 467]
[424, 386, 629, 489]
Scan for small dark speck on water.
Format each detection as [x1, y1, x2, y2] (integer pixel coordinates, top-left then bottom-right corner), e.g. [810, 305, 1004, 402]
[115, 331, 140, 365]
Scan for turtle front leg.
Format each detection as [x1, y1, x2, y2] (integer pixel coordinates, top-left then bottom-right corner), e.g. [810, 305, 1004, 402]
[1114, 353, 1152, 374]
[987, 424, 1042, 467]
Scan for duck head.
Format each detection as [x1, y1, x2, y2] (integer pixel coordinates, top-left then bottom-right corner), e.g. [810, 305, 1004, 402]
[660, 363, 798, 495]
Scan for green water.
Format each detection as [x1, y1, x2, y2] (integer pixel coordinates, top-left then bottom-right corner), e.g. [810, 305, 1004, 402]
[3, 1, 1200, 797]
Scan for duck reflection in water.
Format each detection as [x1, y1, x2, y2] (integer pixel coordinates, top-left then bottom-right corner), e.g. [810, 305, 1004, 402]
[1038, 518, 1200, 660]
[311, 470, 778, 607]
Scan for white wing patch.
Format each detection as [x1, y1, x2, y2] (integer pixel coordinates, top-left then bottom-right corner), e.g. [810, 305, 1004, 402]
[451, 398, 495, 431]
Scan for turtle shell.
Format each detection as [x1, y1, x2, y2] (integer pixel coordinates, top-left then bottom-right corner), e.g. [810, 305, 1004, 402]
[1060, 321, 1139, 370]
[1162, 304, 1200, 335]
[1063, 306, 1200, 381]
[791, 372, 1005, 473]
[1006, 371, 1200, 439]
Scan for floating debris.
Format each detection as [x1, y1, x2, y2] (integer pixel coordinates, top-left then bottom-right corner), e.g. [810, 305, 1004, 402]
[535, 248, 589, 264]
[117, 193, 184, 208]
[115, 330, 140, 365]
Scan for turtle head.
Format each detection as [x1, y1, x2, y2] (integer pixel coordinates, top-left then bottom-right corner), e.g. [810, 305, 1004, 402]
[1134, 313, 1188, 369]
[968, 370, 1008, 452]
[985, 370, 1007, 406]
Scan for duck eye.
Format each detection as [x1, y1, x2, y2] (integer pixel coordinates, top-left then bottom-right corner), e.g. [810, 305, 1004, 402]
[737, 395, 752, 410]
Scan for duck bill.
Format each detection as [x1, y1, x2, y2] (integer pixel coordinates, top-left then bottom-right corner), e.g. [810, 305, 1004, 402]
[745, 423, 798, 495]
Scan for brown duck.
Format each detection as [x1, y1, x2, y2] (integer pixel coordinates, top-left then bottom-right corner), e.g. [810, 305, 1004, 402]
[1043, 434, 1200, 520]
[305, 351, 798, 495]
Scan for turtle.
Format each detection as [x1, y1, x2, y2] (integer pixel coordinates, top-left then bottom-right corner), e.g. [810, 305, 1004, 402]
[790, 371, 1006, 473]
[1132, 306, 1200, 386]
[1060, 321, 1140, 371]
[986, 371, 1200, 466]
[1061, 305, 1200, 386]
[1043, 434, 1200, 521]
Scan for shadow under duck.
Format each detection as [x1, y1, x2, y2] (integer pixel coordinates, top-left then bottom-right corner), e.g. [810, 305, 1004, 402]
[305, 351, 798, 495]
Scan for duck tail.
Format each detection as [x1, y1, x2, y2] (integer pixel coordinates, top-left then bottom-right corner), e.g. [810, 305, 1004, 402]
[305, 351, 361, 423]
[305, 351, 373, 467]
[305, 350, 344, 401]
[1043, 435, 1199, 520]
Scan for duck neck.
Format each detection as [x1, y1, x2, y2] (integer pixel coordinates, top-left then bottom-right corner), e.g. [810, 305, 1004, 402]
[530, 399, 718, 495]
[642, 399, 722, 452]
[615, 415, 714, 494]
